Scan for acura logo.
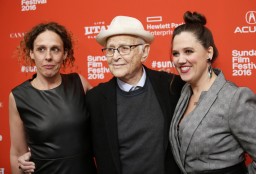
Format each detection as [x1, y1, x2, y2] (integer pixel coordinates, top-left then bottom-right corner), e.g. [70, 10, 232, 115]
[245, 11, 256, 24]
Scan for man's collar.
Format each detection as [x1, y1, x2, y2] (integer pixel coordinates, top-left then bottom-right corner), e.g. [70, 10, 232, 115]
[117, 67, 146, 92]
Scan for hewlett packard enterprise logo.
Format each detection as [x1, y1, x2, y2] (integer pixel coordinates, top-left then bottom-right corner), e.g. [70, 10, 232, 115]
[146, 16, 183, 36]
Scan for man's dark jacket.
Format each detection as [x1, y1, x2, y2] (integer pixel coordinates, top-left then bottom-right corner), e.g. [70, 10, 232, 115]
[86, 66, 184, 174]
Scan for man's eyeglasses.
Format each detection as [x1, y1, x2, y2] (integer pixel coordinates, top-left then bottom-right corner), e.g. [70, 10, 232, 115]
[102, 44, 145, 57]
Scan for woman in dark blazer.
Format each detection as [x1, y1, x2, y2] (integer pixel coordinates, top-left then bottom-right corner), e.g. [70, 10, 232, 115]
[169, 11, 256, 174]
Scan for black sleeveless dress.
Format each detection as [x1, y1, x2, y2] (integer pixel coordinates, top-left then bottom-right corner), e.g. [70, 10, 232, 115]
[12, 73, 96, 174]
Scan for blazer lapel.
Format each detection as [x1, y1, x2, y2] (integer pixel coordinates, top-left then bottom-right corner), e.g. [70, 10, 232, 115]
[180, 71, 227, 166]
[146, 68, 171, 150]
[170, 84, 190, 173]
[101, 78, 122, 174]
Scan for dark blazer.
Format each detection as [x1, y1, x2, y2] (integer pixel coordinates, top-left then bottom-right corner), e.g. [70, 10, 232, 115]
[86, 67, 184, 174]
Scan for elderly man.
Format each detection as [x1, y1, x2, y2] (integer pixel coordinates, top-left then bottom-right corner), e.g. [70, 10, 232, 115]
[86, 16, 184, 174]
[17, 16, 184, 174]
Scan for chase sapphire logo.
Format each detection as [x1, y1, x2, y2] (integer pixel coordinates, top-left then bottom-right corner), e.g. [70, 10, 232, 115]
[245, 11, 256, 24]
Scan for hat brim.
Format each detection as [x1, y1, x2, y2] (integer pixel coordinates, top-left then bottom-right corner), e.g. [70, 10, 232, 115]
[96, 29, 154, 46]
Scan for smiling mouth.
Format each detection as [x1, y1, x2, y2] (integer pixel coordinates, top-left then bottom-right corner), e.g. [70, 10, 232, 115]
[180, 66, 190, 73]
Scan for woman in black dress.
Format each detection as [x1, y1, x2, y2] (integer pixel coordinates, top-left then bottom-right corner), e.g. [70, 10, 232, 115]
[9, 22, 96, 174]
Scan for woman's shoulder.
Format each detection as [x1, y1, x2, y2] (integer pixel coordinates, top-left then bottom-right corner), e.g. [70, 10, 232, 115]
[12, 79, 32, 93]
[61, 72, 79, 79]
[220, 80, 255, 104]
[62, 73, 92, 93]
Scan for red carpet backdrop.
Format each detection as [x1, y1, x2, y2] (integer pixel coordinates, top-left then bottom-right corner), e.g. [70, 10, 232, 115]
[0, 0, 255, 173]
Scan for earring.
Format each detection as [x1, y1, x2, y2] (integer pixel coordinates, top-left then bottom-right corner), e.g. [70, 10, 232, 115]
[207, 58, 212, 78]
[208, 65, 213, 78]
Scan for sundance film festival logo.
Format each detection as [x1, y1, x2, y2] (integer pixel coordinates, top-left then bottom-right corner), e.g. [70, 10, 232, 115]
[232, 49, 256, 76]
[21, 0, 47, 11]
[0, 112, 4, 174]
[87, 55, 110, 80]
[234, 11, 256, 33]
[0, 168, 4, 174]
[0, 133, 3, 174]
[84, 21, 108, 39]
[21, 66, 37, 73]
[151, 60, 175, 72]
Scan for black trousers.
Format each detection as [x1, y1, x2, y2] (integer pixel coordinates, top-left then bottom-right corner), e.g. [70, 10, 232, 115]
[187, 162, 247, 174]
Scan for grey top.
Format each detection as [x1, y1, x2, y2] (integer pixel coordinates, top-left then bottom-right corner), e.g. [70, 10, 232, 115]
[169, 69, 256, 174]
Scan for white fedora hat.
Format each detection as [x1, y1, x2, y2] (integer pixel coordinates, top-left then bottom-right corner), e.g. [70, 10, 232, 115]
[96, 16, 154, 46]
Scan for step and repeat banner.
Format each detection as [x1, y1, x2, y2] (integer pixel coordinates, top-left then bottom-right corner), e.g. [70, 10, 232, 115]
[0, 0, 255, 173]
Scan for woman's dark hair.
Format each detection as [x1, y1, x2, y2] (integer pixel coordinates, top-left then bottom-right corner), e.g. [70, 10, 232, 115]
[171, 11, 219, 63]
[18, 22, 75, 67]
